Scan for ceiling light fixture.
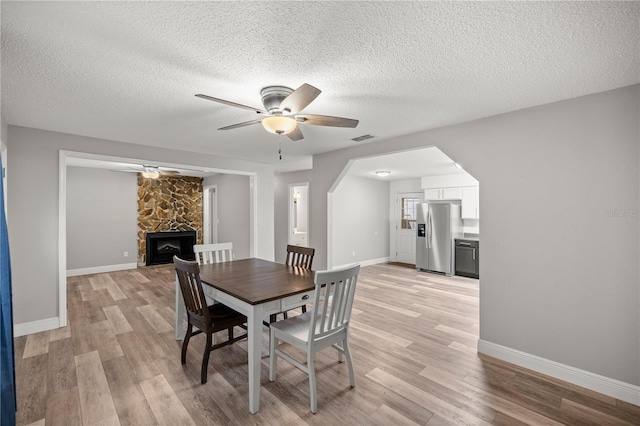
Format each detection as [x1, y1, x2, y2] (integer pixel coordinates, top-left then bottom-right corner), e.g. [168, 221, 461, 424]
[375, 171, 391, 177]
[141, 166, 160, 179]
[261, 116, 297, 135]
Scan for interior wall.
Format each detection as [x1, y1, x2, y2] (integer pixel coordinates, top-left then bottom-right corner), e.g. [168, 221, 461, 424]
[202, 174, 250, 260]
[274, 170, 312, 264]
[66, 167, 137, 270]
[311, 85, 640, 387]
[6, 126, 275, 325]
[332, 174, 390, 267]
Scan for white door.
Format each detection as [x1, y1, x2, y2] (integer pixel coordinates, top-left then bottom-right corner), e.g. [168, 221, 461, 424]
[396, 193, 423, 264]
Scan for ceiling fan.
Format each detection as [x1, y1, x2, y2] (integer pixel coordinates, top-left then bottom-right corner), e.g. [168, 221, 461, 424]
[116, 165, 180, 179]
[195, 83, 359, 142]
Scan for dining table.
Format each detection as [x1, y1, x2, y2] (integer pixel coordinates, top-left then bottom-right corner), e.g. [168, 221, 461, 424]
[174, 258, 316, 414]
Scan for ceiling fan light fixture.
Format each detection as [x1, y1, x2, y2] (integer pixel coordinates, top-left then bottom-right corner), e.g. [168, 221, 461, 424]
[375, 170, 391, 177]
[141, 166, 160, 179]
[261, 116, 297, 135]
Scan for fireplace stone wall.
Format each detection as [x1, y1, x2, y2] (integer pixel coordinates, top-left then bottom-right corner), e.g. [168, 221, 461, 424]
[137, 174, 203, 266]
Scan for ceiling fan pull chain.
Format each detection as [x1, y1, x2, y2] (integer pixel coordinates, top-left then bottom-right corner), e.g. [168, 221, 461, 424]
[278, 134, 283, 160]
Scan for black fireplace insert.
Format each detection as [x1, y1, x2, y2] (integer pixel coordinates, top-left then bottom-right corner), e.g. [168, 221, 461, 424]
[146, 231, 196, 266]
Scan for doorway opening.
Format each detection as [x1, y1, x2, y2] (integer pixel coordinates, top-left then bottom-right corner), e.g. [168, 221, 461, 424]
[289, 182, 309, 247]
[203, 185, 218, 244]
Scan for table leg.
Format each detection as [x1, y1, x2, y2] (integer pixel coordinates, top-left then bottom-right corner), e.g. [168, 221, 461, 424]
[247, 306, 263, 414]
[175, 275, 185, 340]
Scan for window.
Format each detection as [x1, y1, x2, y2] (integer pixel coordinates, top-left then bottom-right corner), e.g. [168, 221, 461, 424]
[401, 197, 419, 230]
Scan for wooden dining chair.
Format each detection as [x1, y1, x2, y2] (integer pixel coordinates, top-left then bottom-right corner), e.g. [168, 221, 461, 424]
[266, 245, 316, 325]
[173, 255, 247, 384]
[193, 242, 233, 265]
[269, 263, 360, 413]
[285, 244, 315, 269]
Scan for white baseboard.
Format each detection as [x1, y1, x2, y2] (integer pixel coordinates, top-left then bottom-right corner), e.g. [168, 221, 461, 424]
[14, 316, 60, 337]
[67, 262, 137, 277]
[334, 257, 389, 269]
[478, 339, 640, 406]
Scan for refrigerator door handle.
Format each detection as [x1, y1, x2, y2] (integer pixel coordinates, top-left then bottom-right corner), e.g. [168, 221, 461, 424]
[427, 205, 432, 249]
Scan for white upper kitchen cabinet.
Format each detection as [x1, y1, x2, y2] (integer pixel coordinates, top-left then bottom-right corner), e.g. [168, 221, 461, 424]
[461, 186, 479, 219]
[424, 187, 462, 200]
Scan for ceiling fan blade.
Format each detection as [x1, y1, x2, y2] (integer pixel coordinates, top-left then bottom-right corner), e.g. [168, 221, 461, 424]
[195, 94, 266, 114]
[279, 84, 321, 114]
[296, 114, 359, 128]
[286, 127, 304, 141]
[218, 119, 263, 131]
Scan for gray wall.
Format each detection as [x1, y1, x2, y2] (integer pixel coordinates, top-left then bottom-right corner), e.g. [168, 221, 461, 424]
[1, 115, 7, 147]
[332, 174, 390, 266]
[66, 167, 137, 270]
[309, 85, 640, 386]
[202, 174, 250, 260]
[274, 170, 312, 264]
[6, 126, 275, 324]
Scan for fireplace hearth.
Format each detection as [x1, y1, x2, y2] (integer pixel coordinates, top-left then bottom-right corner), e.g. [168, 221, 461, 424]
[146, 231, 196, 266]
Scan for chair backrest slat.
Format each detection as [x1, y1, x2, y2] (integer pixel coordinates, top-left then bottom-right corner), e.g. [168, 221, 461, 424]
[309, 264, 360, 342]
[194, 242, 234, 265]
[174, 255, 210, 321]
[286, 245, 315, 269]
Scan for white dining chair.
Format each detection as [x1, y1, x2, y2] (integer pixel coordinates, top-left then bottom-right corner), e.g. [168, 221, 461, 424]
[269, 263, 360, 413]
[193, 242, 234, 305]
[194, 242, 233, 265]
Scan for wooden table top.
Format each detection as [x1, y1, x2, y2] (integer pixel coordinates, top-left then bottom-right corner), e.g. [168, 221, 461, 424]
[198, 258, 315, 305]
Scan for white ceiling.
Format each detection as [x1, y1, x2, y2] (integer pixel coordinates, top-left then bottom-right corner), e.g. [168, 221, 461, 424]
[2, 2, 639, 176]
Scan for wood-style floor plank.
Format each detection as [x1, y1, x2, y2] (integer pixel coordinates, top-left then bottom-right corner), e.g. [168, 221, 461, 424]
[45, 387, 83, 426]
[13, 263, 640, 426]
[138, 374, 196, 426]
[102, 305, 133, 335]
[75, 350, 118, 425]
[102, 356, 158, 426]
[22, 331, 50, 359]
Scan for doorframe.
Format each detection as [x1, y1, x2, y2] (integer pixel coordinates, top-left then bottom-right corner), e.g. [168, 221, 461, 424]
[202, 185, 218, 244]
[58, 150, 258, 328]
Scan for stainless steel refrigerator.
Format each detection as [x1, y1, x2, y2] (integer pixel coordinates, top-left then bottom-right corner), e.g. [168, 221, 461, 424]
[416, 201, 463, 275]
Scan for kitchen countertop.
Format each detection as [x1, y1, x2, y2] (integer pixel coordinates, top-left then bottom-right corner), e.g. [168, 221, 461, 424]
[458, 235, 480, 242]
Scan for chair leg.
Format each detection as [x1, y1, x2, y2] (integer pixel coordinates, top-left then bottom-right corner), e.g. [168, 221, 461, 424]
[343, 337, 355, 388]
[301, 305, 307, 313]
[228, 326, 234, 343]
[269, 328, 277, 382]
[181, 323, 193, 365]
[308, 350, 317, 413]
[201, 331, 213, 384]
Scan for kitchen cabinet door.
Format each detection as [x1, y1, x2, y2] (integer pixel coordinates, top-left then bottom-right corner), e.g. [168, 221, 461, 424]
[442, 187, 462, 200]
[424, 188, 441, 200]
[425, 187, 463, 200]
[461, 186, 479, 219]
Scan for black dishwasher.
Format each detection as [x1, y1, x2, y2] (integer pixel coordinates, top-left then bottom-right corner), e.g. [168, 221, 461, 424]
[455, 239, 479, 279]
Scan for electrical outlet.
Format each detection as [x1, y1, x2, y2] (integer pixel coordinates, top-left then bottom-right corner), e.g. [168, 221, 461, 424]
[123, 252, 129, 257]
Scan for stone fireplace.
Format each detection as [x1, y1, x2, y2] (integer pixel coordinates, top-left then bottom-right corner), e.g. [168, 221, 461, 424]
[137, 174, 203, 266]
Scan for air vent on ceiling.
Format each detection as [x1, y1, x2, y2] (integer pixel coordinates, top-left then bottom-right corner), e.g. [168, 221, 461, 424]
[351, 134, 375, 142]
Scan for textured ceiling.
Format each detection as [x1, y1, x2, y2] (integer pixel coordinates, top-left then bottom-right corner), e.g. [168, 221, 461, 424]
[2, 1, 639, 173]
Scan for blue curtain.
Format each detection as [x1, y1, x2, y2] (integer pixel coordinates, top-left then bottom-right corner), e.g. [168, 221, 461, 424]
[0, 152, 16, 425]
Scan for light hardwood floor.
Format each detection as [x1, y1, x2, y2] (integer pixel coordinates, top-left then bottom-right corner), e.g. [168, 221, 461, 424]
[14, 263, 640, 425]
